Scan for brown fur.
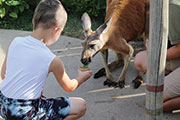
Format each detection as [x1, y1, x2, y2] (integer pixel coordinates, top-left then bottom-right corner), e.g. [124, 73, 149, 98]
[104, 0, 149, 51]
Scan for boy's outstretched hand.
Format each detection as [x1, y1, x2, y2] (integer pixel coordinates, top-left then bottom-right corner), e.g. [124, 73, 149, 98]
[78, 69, 92, 81]
[76, 69, 92, 85]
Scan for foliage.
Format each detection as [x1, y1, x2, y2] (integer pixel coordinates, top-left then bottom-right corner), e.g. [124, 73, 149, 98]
[0, 0, 106, 20]
[0, 9, 33, 30]
[0, 0, 28, 18]
[0, 0, 105, 38]
[0, 0, 40, 19]
[61, 0, 106, 19]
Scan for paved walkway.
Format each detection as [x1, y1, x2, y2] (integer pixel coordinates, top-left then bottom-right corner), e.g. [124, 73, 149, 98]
[0, 29, 180, 120]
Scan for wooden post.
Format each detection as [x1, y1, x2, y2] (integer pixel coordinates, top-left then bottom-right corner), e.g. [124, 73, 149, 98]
[145, 0, 169, 119]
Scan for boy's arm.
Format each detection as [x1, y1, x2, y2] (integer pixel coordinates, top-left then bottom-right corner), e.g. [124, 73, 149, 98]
[1, 41, 12, 80]
[1, 55, 7, 80]
[49, 57, 92, 92]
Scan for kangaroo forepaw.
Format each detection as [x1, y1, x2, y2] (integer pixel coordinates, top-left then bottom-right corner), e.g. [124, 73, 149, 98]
[132, 79, 143, 89]
[94, 68, 106, 78]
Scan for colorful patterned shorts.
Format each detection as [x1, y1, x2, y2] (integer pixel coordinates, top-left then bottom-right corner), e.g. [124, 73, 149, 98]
[0, 91, 70, 120]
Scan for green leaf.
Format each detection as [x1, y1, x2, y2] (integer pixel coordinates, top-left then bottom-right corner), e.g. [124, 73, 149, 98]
[19, 6, 24, 13]
[24, 3, 29, 9]
[9, 12, 18, 18]
[0, 8, 5, 18]
[5, 0, 20, 6]
[0, 0, 2, 5]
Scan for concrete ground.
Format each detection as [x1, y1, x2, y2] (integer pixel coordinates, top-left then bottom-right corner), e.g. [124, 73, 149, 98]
[0, 29, 180, 120]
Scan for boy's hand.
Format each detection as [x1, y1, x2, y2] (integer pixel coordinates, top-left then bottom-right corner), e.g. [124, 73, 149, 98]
[77, 69, 92, 82]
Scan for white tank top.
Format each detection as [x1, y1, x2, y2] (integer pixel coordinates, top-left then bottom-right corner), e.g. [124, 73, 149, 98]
[0, 36, 56, 99]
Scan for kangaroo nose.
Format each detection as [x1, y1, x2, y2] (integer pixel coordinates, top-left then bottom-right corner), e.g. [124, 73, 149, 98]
[81, 58, 91, 65]
[81, 58, 88, 65]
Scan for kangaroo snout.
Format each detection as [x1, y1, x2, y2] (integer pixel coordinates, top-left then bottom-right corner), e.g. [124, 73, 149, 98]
[81, 57, 91, 65]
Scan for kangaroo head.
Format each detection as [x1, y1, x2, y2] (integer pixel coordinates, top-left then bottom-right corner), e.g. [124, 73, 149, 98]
[80, 13, 112, 65]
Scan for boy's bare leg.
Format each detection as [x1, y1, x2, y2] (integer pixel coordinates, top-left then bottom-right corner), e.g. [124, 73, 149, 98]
[64, 97, 86, 120]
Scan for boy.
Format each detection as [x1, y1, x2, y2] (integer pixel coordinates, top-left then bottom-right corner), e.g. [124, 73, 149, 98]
[0, 0, 92, 119]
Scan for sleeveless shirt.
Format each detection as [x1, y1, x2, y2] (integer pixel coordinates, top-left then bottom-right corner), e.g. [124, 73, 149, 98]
[0, 36, 56, 99]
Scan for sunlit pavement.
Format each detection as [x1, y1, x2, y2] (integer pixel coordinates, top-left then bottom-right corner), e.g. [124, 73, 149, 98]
[0, 29, 180, 120]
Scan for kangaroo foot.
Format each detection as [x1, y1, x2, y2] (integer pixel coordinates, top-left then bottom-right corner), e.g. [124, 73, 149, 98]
[94, 68, 106, 78]
[132, 76, 143, 89]
[115, 81, 125, 88]
[104, 79, 116, 87]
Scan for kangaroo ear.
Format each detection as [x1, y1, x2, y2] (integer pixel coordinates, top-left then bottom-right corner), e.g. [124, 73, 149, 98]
[81, 13, 93, 37]
[96, 17, 112, 35]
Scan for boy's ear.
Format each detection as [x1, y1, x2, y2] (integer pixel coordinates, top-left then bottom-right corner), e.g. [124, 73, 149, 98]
[53, 26, 61, 34]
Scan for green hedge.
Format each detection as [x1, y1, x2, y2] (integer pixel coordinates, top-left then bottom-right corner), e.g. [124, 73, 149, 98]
[0, 0, 106, 19]
[0, 0, 40, 18]
[0, 0, 106, 32]
[61, 0, 106, 18]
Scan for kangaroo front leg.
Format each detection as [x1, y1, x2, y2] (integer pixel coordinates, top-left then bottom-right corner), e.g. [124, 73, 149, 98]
[100, 50, 115, 87]
[116, 45, 134, 88]
[94, 52, 124, 78]
[106, 53, 124, 71]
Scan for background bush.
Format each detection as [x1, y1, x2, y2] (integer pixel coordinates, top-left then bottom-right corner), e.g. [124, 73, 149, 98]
[0, 0, 106, 38]
[0, 0, 106, 19]
[61, 0, 106, 19]
[0, 0, 40, 18]
[0, 0, 40, 30]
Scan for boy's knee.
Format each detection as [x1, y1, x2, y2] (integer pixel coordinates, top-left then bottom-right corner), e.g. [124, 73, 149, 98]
[76, 98, 87, 117]
[80, 99, 87, 115]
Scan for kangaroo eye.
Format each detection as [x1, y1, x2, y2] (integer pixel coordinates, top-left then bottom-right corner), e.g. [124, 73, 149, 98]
[89, 44, 95, 49]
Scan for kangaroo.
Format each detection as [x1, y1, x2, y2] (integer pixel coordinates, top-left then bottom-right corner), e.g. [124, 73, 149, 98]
[81, 0, 149, 88]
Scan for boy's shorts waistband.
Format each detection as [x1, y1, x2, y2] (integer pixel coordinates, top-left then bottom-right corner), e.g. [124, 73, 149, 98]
[0, 91, 40, 104]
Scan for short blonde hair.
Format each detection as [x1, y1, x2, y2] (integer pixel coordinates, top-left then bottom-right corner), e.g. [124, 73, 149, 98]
[33, 0, 67, 29]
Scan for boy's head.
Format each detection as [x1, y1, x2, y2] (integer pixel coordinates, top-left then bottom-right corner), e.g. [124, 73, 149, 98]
[33, 0, 67, 31]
